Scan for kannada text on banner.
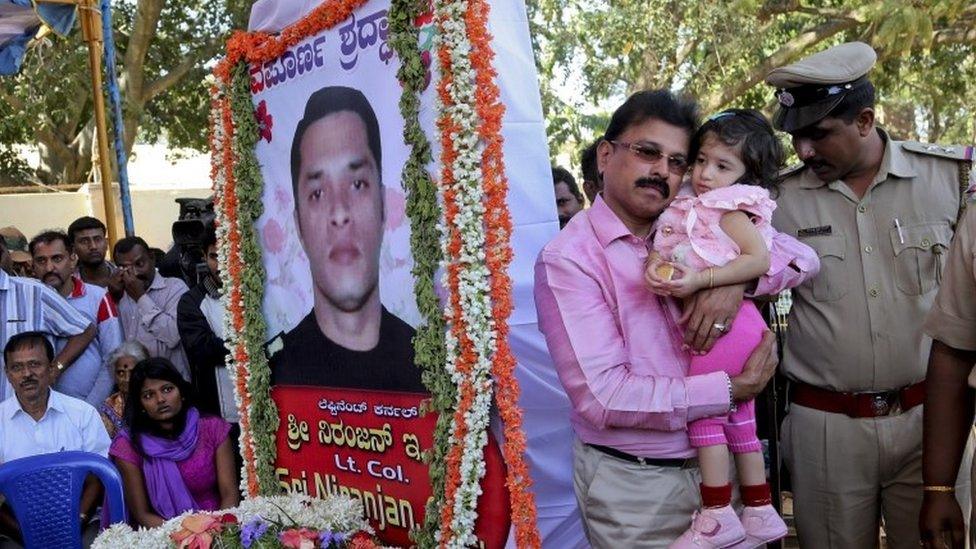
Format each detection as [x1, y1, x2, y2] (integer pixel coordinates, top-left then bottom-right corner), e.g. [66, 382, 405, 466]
[273, 386, 510, 547]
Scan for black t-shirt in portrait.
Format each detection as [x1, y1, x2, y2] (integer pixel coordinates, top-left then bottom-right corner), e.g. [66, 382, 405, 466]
[267, 306, 427, 394]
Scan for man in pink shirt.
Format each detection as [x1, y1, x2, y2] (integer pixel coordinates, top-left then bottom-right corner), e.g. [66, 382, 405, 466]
[534, 90, 818, 547]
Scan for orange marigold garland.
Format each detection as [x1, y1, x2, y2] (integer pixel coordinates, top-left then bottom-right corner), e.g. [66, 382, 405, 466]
[465, 0, 540, 545]
[433, 0, 540, 545]
[213, 85, 264, 496]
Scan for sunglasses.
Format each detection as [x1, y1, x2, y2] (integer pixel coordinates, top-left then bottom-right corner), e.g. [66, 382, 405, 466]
[609, 141, 689, 174]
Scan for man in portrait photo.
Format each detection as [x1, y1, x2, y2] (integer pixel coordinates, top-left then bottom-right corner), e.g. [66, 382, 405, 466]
[266, 85, 426, 394]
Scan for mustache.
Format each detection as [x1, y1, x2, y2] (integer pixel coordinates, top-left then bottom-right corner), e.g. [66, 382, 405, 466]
[635, 177, 670, 198]
[804, 158, 830, 170]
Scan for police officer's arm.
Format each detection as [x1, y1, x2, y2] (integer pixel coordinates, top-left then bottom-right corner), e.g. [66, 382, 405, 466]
[920, 340, 975, 548]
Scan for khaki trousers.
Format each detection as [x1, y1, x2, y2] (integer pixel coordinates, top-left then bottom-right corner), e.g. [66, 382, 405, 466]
[782, 404, 972, 549]
[573, 439, 704, 548]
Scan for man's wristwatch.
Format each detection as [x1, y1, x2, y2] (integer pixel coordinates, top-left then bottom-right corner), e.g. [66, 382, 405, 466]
[54, 361, 66, 372]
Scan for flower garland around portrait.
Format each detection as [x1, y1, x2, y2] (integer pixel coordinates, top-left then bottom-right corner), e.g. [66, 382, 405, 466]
[432, 0, 538, 545]
[463, 0, 540, 545]
[211, 0, 540, 546]
[209, 85, 261, 496]
[387, 1, 455, 548]
[432, 0, 482, 544]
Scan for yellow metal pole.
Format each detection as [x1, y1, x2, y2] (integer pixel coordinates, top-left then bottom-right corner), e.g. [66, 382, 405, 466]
[79, 0, 121, 245]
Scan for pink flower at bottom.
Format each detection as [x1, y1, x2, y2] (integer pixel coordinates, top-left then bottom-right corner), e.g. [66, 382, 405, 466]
[170, 514, 223, 549]
[278, 527, 320, 549]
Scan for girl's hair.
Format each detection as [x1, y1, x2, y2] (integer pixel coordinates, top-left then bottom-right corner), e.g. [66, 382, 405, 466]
[688, 109, 785, 189]
[123, 357, 196, 454]
[107, 341, 149, 371]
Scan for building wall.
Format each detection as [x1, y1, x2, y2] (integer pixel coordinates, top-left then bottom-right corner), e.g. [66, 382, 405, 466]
[0, 184, 212, 250]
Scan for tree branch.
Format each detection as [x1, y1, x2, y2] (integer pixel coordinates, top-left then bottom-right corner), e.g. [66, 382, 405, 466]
[141, 38, 223, 103]
[702, 16, 862, 112]
[932, 18, 976, 46]
[0, 89, 25, 112]
[122, 0, 165, 99]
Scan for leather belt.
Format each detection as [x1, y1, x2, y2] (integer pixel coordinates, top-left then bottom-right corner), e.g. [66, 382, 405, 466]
[586, 444, 697, 468]
[790, 381, 925, 418]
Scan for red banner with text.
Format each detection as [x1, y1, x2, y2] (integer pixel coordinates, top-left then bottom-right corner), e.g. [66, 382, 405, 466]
[273, 386, 511, 547]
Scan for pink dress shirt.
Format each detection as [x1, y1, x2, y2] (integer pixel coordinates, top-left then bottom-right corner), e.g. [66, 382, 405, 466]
[534, 195, 818, 458]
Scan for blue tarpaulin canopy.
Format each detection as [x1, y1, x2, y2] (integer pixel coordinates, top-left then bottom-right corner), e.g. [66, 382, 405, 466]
[0, 0, 75, 75]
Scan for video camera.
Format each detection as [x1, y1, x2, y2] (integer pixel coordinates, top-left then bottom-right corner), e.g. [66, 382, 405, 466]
[169, 197, 216, 288]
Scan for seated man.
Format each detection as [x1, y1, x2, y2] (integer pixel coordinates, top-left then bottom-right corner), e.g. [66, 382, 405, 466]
[0, 331, 110, 546]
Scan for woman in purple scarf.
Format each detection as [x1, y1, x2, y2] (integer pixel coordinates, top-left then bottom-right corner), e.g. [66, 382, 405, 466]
[109, 357, 240, 527]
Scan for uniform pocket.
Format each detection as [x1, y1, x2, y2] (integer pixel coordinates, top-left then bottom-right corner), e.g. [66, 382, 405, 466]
[802, 235, 848, 302]
[889, 221, 951, 295]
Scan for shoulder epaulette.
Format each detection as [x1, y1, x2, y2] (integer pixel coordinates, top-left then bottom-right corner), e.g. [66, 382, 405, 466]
[778, 163, 806, 180]
[264, 333, 285, 359]
[900, 141, 974, 162]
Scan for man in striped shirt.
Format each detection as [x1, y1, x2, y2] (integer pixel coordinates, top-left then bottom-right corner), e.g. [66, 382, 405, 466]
[0, 238, 95, 401]
[30, 230, 123, 406]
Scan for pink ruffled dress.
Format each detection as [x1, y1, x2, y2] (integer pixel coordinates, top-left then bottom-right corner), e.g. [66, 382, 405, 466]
[653, 184, 777, 272]
[652, 184, 780, 453]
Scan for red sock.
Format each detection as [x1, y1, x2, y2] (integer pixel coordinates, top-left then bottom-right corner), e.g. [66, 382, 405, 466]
[741, 483, 772, 507]
[700, 483, 732, 508]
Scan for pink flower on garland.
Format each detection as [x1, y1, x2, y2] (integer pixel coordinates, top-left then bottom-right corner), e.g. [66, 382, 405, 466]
[278, 527, 319, 549]
[255, 100, 274, 142]
[170, 513, 223, 549]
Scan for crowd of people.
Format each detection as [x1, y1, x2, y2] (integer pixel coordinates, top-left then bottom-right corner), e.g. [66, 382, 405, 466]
[0, 216, 238, 546]
[541, 42, 974, 548]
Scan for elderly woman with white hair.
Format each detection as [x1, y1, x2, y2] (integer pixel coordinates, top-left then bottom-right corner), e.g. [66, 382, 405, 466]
[99, 341, 149, 438]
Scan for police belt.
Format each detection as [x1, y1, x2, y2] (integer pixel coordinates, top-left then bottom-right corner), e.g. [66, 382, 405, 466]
[586, 444, 697, 468]
[789, 381, 925, 418]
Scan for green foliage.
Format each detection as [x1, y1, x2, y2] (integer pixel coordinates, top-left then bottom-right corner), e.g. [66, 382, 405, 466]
[0, 0, 248, 183]
[528, 0, 976, 168]
[0, 146, 32, 186]
[134, 0, 250, 150]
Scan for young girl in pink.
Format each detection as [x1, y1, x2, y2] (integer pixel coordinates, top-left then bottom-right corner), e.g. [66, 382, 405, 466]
[645, 109, 812, 548]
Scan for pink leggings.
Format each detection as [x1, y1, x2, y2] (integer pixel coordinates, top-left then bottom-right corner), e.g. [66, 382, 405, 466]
[687, 300, 764, 454]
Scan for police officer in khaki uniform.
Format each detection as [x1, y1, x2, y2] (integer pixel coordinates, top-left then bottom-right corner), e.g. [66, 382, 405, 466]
[920, 190, 976, 548]
[766, 42, 972, 548]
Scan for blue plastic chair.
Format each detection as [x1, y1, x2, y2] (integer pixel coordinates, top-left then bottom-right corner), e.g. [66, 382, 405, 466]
[0, 451, 127, 548]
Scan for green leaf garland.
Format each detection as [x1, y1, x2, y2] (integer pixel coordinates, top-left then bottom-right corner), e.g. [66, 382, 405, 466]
[228, 62, 280, 495]
[388, 2, 453, 547]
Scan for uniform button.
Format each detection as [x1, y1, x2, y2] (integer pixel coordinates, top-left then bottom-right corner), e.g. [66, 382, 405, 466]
[662, 226, 673, 235]
[857, 205, 866, 213]
[864, 245, 873, 254]
[869, 287, 879, 298]
[921, 238, 931, 247]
